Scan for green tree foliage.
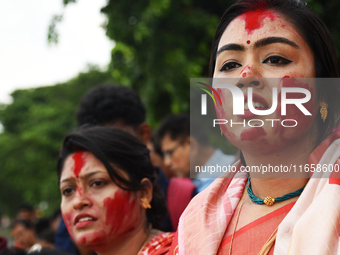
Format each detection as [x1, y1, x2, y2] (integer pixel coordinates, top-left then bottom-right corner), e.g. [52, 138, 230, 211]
[101, 0, 234, 125]
[0, 69, 114, 216]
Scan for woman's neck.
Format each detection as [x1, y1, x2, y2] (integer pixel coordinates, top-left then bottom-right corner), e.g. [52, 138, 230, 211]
[243, 136, 313, 198]
[96, 222, 156, 255]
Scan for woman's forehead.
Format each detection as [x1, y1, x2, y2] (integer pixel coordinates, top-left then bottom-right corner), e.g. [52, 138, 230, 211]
[61, 151, 105, 176]
[238, 9, 280, 35]
[218, 9, 302, 47]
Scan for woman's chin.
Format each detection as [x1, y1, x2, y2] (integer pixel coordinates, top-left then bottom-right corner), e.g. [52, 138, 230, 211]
[75, 230, 107, 249]
[226, 132, 289, 156]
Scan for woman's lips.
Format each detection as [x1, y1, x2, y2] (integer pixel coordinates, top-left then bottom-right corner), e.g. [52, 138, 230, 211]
[235, 93, 270, 119]
[75, 220, 96, 229]
[74, 213, 97, 229]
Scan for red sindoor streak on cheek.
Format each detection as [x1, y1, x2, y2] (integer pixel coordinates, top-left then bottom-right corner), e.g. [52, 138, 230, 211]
[276, 78, 314, 137]
[104, 190, 138, 235]
[79, 230, 106, 247]
[242, 10, 276, 35]
[72, 151, 85, 178]
[240, 127, 267, 141]
[214, 89, 236, 141]
[61, 211, 75, 240]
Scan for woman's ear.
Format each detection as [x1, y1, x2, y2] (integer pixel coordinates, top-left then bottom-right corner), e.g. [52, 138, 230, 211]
[137, 178, 153, 209]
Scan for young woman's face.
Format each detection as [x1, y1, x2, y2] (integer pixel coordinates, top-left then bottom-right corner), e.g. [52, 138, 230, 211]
[213, 10, 318, 154]
[60, 151, 142, 252]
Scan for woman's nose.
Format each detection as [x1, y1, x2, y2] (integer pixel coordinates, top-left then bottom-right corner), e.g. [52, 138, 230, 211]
[236, 78, 264, 89]
[239, 63, 261, 79]
[73, 187, 92, 210]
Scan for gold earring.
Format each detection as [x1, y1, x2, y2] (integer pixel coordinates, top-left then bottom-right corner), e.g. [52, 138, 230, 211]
[320, 100, 328, 122]
[141, 198, 151, 209]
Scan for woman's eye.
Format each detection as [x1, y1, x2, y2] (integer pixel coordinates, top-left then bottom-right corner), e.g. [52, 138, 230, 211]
[91, 180, 106, 187]
[62, 188, 74, 196]
[263, 56, 292, 66]
[220, 61, 242, 72]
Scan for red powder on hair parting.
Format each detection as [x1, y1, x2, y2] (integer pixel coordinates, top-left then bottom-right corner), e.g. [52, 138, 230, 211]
[247, 40, 250, 44]
[72, 151, 85, 178]
[242, 9, 276, 34]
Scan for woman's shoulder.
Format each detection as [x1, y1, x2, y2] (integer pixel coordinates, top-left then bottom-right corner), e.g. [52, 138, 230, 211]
[140, 232, 175, 255]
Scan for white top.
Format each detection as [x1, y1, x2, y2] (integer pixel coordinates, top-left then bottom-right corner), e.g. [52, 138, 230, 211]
[192, 149, 236, 193]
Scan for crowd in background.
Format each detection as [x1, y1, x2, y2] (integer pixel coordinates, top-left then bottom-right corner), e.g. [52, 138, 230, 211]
[2, 0, 340, 254]
[0, 84, 236, 255]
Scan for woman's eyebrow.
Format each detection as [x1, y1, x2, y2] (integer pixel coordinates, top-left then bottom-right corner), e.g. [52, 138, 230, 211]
[60, 171, 105, 183]
[217, 44, 245, 56]
[254, 37, 299, 49]
[80, 171, 104, 179]
[60, 178, 73, 183]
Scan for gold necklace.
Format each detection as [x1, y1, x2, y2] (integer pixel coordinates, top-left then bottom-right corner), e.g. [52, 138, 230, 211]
[228, 181, 278, 255]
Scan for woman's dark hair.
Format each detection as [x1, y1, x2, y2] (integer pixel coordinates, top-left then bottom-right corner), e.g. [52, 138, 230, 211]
[210, 0, 340, 145]
[57, 126, 167, 229]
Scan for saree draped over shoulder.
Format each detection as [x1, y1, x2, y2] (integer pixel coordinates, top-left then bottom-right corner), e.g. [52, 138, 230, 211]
[140, 232, 174, 255]
[169, 134, 340, 255]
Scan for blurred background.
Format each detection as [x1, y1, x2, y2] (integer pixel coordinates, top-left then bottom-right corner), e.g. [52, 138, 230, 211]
[0, 0, 339, 228]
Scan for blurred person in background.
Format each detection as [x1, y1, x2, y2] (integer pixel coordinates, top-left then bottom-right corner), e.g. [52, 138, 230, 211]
[156, 113, 235, 192]
[11, 220, 37, 250]
[16, 204, 35, 223]
[49, 210, 61, 234]
[147, 135, 174, 179]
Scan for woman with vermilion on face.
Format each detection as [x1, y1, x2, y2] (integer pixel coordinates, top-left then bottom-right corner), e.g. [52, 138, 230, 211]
[57, 127, 174, 255]
[169, 0, 340, 254]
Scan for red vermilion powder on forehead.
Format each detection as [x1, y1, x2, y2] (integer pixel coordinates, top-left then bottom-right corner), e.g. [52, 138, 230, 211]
[242, 9, 276, 34]
[72, 151, 85, 178]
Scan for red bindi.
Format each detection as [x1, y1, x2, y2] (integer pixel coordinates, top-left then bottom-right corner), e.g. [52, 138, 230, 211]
[247, 40, 250, 44]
